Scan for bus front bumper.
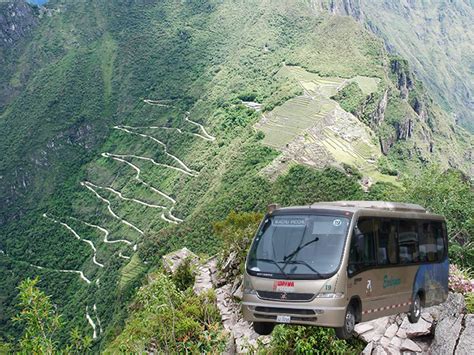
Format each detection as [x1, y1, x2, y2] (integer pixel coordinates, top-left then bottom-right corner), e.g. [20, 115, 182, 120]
[242, 296, 346, 328]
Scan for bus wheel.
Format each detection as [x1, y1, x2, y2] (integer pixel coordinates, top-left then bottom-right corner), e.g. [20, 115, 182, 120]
[253, 322, 275, 335]
[408, 293, 422, 323]
[335, 305, 356, 340]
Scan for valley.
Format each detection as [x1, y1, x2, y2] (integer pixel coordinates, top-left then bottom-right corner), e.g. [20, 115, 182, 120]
[0, 0, 472, 352]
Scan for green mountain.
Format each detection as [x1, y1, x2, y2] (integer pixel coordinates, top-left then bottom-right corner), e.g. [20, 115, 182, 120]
[315, 0, 474, 132]
[0, 0, 472, 351]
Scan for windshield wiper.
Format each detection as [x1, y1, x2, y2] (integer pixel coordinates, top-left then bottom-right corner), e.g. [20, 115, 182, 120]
[283, 237, 320, 261]
[253, 258, 290, 279]
[284, 260, 323, 278]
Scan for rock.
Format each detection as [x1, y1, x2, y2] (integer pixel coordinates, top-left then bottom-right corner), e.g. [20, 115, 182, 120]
[380, 336, 391, 348]
[360, 329, 384, 343]
[355, 323, 374, 335]
[372, 345, 388, 355]
[193, 258, 216, 295]
[400, 338, 422, 352]
[457, 314, 474, 354]
[429, 293, 465, 354]
[421, 311, 433, 324]
[389, 336, 402, 348]
[162, 247, 198, 275]
[399, 316, 431, 337]
[395, 327, 407, 339]
[222, 251, 238, 272]
[232, 283, 243, 301]
[384, 323, 398, 338]
[361, 342, 374, 355]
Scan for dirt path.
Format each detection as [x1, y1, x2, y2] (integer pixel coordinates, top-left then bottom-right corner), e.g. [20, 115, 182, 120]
[101, 153, 182, 223]
[86, 306, 98, 339]
[105, 152, 195, 176]
[30, 263, 92, 284]
[143, 99, 170, 107]
[71, 217, 133, 245]
[184, 113, 216, 141]
[81, 181, 145, 236]
[43, 213, 105, 268]
[114, 126, 199, 176]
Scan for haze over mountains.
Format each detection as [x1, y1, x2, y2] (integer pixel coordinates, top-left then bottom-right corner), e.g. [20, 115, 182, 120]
[0, 0, 472, 351]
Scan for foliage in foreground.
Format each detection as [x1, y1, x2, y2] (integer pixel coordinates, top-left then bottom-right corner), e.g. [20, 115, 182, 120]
[106, 272, 227, 353]
[4, 278, 91, 354]
[213, 211, 264, 274]
[265, 324, 363, 354]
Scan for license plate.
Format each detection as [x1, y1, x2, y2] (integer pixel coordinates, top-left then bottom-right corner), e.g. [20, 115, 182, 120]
[276, 315, 291, 323]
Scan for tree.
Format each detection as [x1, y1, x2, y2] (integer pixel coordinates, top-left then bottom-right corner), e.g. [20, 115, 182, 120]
[403, 167, 474, 267]
[13, 278, 61, 354]
[12, 277, 92, 354]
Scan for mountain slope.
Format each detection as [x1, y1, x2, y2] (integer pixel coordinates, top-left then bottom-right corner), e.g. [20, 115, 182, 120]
[310, 0, 474, 132]
[0, 0, 472, 349]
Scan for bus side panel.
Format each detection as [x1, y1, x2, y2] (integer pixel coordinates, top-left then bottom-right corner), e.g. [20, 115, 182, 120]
[412, 259, 449, 306]
[358, 266, 418, 322]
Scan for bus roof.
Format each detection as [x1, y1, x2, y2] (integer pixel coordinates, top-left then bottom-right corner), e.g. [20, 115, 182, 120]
[272, 201, 443, 219]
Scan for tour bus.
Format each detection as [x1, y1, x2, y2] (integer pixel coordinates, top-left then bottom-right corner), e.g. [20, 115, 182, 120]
[242, 201, 448, 339]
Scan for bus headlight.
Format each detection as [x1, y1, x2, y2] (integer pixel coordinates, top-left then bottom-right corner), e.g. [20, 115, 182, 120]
[243, 286, 257, 295]
[316, 292, 344, 299]
[243, 279, 257, 295]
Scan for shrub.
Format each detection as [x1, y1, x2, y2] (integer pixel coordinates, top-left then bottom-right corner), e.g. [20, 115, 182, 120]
[449, 264, 474, 294]
[213, 211, 264, 274]
[171, 257, 196, 291]
[403, 167, 474, 268]
[106, 272, 227, 353]
[465, 293, 474, 314]
[266, 325, 364, 354]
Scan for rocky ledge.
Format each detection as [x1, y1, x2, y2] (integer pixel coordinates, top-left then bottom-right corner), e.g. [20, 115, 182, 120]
[355, 293, 473, 354]
[165, 248, 473, 354]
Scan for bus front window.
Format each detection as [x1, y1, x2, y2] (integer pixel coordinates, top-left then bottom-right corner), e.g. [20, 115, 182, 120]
[247, 214, 351, 279]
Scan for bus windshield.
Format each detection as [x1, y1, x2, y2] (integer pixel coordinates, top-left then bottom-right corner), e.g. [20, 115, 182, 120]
[247, 214, 351, 279]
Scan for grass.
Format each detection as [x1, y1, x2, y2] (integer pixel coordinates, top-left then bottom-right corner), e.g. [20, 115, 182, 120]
[349, 75, 380, 95]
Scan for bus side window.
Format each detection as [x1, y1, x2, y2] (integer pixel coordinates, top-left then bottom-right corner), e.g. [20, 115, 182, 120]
[348, 218, 376, 276]
[433, 222, 445, 261]
[377, 219, 398, 265]
[398, 220, 419, 264]
[420, 222, 437, 262]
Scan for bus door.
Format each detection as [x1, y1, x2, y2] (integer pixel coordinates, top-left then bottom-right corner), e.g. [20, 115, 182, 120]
[347, 218, 378, 321]
[370, 219, 414, 318]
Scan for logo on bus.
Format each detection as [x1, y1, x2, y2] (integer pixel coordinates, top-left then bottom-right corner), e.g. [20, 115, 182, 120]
[273, 280, 295, 292]
[383, 275, 401, 288]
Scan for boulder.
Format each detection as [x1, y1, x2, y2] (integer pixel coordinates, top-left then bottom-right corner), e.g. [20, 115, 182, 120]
[372, 345, 388, 355]
[399, 316, 431, 337]
[361, 342, 374, 355]
[429, 293, 465, 354]
[389, 336, 402, 348]
[457, 314, 474, 354]
[162, 247, 198, 274]
[356, 316, 390, 343]
[384, 324, 398, 339]
[354, 323, 374, 335]
[395, 327, 407, 339]
[400, 338, 422, 352]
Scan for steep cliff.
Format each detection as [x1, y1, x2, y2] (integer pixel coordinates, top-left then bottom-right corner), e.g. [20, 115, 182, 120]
[0, 0, 38, 47]
[314, 0, 474, 133]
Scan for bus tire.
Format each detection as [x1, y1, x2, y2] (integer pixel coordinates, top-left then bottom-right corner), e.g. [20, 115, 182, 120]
[335, 305, 356, 340]
[253, 322, 275, 335]
[408, 293, 422, 323]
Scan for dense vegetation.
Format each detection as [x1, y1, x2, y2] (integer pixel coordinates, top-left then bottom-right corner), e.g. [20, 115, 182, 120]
[0, 0, 472, 351]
